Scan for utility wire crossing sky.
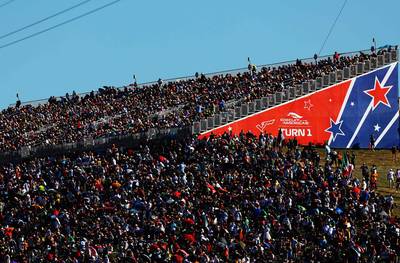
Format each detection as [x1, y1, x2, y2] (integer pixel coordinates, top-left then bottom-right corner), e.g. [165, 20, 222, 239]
[0, 0, 398, 108]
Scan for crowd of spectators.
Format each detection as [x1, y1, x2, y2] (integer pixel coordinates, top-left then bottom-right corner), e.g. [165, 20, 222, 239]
[0, 49, 390, 152]
[0, 132, 398, 262]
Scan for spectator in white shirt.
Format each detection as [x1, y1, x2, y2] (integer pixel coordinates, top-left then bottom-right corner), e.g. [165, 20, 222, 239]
[387, 168, 395, 189]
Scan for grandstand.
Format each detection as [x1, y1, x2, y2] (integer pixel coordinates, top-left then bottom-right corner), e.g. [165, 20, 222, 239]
[195, 49, 398, 134]
[0, 46, 399, 262]
[0, 47, 397, 162]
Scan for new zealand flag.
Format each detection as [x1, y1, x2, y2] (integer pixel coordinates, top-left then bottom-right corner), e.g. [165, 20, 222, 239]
[200, 63, 399, 149]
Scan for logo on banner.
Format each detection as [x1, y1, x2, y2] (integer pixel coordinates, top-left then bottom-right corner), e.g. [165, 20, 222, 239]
[280, 112, 312, 137]
[287, 112, 303, 119]
[280, 112, 309, 126]
[256, 119, 275, 132]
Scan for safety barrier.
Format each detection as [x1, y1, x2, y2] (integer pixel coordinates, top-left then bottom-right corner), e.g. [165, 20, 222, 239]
[0, 126, 191, 163]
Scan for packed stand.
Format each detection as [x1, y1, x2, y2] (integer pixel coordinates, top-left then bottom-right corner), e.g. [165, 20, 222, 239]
[0, 48, 393, 152]
[0, 132, 398, 262]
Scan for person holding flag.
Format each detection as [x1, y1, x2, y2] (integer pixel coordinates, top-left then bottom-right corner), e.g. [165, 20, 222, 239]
[341, 150, 353, 177]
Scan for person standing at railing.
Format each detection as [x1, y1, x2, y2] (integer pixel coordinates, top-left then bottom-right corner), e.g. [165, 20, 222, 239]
[15, 93, 21, 108]
[333, 52, 340, 63]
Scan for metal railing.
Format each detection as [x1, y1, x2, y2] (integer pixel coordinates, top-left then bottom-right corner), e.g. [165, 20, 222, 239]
[0, 126, 191, 164]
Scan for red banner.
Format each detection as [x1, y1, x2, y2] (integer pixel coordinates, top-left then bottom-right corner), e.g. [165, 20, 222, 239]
[200, 80, 352, 145]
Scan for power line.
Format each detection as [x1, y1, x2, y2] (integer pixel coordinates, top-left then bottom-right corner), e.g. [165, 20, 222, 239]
[0, 0, 16, 8]
[318, 0, 348, 56]
[0, 0, 93, 41]
[0, 0, 122, 50]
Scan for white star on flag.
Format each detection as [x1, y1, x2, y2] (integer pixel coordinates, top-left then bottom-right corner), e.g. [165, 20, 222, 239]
[350, 101, 355, 106]
[374, 123, 381, 132]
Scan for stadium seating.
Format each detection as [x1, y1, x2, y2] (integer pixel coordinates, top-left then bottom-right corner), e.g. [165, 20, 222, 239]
[0, 48, 396, 159]
[0, 47, 399, 262]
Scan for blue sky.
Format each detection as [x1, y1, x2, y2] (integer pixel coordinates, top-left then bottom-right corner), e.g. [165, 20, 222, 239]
[0, 0, 398, 108]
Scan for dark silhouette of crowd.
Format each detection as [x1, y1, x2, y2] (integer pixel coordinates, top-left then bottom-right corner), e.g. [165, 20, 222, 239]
[0, 131, 398, 262]
[0, 50, 383, 153]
